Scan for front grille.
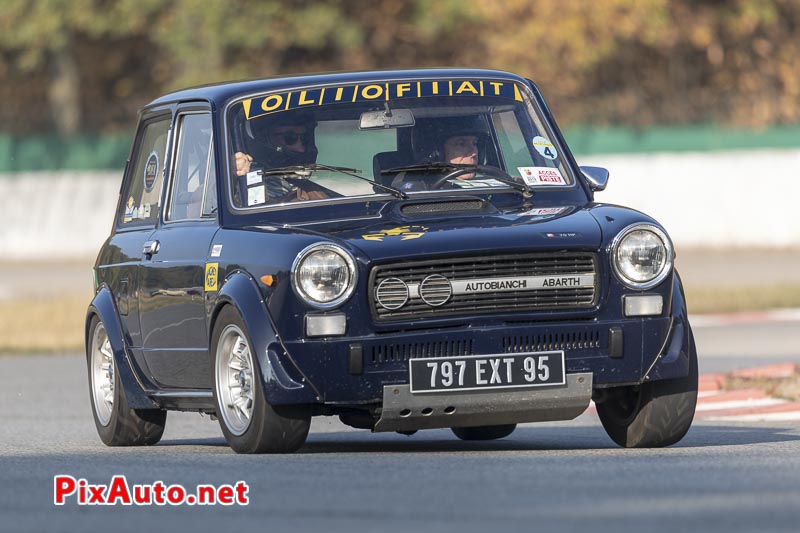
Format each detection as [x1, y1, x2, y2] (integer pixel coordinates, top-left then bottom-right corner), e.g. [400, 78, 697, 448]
[503, 330, 602, 353]
[365, 328, 605, 368]
[370, 339, 475, 364]
[370, 252, 598, 321]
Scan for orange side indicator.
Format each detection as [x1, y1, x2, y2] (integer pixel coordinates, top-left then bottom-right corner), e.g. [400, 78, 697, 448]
[260, 275, 275, 286]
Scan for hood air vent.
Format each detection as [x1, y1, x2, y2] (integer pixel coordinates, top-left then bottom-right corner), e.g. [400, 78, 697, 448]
[400, 199, 489, 217]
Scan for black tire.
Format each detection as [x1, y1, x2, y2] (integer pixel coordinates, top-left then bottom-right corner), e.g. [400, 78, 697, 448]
[87, 316, 166, 446]
[211, 305, 310, 454]
[596, 329, 698, 448]
[451, 424, 517, 441]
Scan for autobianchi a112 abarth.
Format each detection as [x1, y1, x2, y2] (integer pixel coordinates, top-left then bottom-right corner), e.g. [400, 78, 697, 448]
[86, 68, 697, 453]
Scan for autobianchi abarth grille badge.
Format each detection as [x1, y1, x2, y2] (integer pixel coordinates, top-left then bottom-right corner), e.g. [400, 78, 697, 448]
[375, 273, 595, 310]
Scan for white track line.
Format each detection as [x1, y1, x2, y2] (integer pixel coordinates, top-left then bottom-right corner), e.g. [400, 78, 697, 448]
[692, 307, 800, 328]
[706, 411, 800, 422]
[695, 398, 787, 412]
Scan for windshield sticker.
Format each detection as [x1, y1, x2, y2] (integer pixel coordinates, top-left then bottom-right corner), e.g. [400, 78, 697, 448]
[246, 171, 262, 186]
[532, 136, 558, 160]
[144, 152, 159, 192]
[362, 225, 429, 242]
[204, 263, 219, 292]
[247, 184, 266, 206]
[211, 244, 223, 258]
[447, 178, 507, 189]
[517, 167, 566, 186]
[242, 79, 524, 120]
[123, 196, 136, 223]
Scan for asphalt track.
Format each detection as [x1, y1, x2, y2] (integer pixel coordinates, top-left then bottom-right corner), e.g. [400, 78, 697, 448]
[1, 251, 799, 531]
[1, 316, 799, 533]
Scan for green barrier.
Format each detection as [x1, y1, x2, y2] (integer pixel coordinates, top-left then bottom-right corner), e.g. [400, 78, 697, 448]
[2, 125, 799, 173]
[0, 134, 131, 173]
[565, 124, 800, 155]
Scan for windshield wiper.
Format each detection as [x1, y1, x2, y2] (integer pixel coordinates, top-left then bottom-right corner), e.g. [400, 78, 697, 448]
[382, 162, 457, 174]
[382, 163, 533, 198]
[258, 163, 408, 200]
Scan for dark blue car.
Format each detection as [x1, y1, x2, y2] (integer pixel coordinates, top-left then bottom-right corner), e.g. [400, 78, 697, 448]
[86, 68, 697, 453]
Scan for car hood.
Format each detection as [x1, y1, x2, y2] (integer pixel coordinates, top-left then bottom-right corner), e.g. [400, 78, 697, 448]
[284, 202, 603, 263]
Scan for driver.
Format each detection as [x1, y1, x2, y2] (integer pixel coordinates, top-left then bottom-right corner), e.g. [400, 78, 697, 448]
[393, 115, 488, 191]
[234, 112, 319, 175]
[234, 111, 328, 203]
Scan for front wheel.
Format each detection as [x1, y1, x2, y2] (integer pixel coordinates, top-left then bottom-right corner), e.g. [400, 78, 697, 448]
[211, 306, 310, 454]
[596, 330, 698, 448]
[87, 316, 166, 446]
[451, 424, 517, 441]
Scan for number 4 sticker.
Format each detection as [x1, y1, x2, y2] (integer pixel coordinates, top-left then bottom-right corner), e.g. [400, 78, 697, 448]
[532, 136, 558, 160]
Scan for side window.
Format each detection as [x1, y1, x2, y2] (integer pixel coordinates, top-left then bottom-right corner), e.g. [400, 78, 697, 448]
[168, 113, 215, 221]
[492, 110, 542, 176]
[118, 116, 170, 227]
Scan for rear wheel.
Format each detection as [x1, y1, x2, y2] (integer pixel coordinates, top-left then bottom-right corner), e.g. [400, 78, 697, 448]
[211, 306, 310, 454]
[87, 316, 166, 446]
[451, 424, 517, 441]
[596, 330, 698, 448]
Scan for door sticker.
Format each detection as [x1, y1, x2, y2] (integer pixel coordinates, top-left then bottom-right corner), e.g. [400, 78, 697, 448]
[205, 263, 219, 292]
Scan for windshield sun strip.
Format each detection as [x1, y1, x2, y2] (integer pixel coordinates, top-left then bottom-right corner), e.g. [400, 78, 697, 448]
[222, 76, 573, 213]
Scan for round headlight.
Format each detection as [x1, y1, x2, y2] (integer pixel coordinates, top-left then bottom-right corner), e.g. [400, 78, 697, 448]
[610, 224, 673, 289]
[292, 243, 357, 308]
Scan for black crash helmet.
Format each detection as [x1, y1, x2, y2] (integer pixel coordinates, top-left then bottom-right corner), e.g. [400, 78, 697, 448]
[412, 115, 491, 163]
[245, 111, 319, 167]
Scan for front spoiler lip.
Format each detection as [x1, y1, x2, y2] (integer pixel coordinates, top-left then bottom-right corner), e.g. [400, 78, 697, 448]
[373, 372, 593, 432]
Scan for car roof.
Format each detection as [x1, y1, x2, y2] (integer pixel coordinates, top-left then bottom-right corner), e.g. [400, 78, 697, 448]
[145, 68, 531, 111]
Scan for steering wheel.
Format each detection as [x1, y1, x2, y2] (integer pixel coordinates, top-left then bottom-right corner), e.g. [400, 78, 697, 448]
[429, 165, 508, 190]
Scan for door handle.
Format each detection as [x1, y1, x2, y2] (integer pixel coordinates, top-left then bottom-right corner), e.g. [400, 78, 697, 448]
[143, 240, 160, 256]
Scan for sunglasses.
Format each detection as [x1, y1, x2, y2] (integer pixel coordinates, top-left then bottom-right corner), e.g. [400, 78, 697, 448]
[275, 131, 310, 146]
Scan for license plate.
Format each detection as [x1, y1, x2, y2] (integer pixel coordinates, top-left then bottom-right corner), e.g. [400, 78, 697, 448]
[409, 351, 566, 394]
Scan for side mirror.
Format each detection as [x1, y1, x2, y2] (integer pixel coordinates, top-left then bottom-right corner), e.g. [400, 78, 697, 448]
[580, 166, 610, 191]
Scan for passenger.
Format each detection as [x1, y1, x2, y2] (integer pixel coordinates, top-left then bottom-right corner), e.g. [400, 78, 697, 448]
[393, 115, 488, 190]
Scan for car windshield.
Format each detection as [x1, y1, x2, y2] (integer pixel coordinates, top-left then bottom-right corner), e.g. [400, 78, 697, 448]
[226, 78, 573, 209]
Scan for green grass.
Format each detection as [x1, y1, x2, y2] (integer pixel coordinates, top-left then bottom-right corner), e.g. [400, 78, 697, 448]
[685, 284, 800, 315]
[0, 296, 89, 354]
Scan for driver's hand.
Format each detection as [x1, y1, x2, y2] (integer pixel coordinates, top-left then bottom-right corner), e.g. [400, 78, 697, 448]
[234, 152, 253, 176]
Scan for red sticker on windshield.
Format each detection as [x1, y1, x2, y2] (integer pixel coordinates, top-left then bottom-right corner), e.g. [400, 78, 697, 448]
[517, 167, 565, 186]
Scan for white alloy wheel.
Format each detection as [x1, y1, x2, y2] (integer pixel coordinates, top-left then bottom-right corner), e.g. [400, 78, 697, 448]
[90, 322, 115, 426]
[215, 324, 255, 436]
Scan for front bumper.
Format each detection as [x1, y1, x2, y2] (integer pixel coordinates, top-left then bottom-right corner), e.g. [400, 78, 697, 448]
[280, 317, 664, 403]
[264, 277, 692, 406]
[373, 372, 593, 432]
